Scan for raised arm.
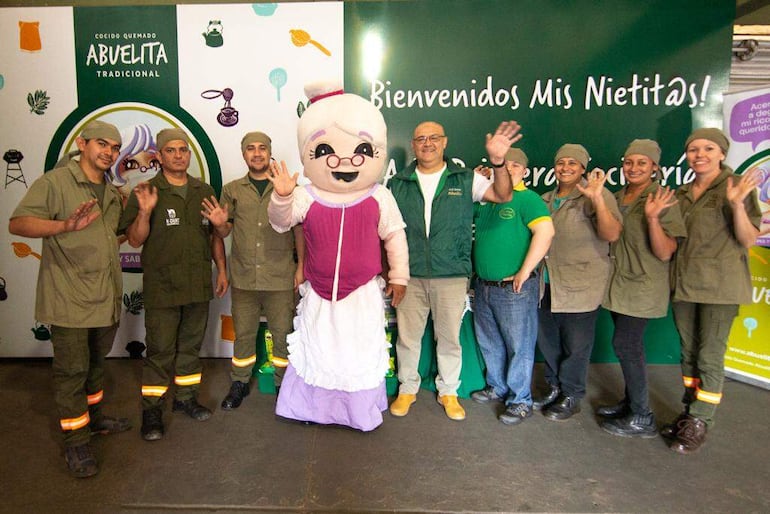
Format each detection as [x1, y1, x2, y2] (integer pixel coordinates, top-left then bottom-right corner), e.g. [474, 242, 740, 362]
[727, 167, 761, 248]
[644, 185, 679, 261]
[481, 121, 521, 203]
[125, 182, 158, 248]
[578, 168, 622, 242]
[9, 199, 100, 238]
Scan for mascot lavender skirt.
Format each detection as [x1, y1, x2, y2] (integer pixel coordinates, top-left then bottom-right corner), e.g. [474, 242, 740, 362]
[276, 277, 389, 431]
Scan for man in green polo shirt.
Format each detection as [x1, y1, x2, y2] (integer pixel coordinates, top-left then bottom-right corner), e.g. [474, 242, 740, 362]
[120, 128, 228, 441]
[470, 148, 554, 425]
[202, 131, 304, 408]
[9, 120, 131, 478]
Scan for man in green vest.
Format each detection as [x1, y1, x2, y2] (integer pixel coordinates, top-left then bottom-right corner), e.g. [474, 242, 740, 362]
[202, 131, 304, 408]
[387, 120, 520, 421]
[120, 128, 228, 441]
[9, 120, 131, 478]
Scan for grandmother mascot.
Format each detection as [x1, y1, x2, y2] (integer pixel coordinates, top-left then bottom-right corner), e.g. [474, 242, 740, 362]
[267, 81, 409, 431]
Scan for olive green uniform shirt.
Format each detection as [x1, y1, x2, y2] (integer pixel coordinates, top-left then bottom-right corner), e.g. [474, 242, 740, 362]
[11, 159, 123, 327]
[672, 166, 761, 305]
[603, 181, 687, 318]
[119, 172, 215, 309]
[541, 183, 622, 313]
[220, 175, 296, 290]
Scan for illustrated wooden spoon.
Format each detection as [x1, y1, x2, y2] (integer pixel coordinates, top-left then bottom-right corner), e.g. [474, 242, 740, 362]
[12, 242, 41, 260]
[289, 29, 331, 56]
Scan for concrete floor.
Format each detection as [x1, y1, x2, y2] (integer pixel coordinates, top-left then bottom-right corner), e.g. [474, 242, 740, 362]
[2, 358, 769, 514]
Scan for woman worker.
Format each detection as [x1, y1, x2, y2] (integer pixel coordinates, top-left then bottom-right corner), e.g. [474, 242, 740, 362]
[534, 144, 622, 421]
[598, 139, 686, 438]
[664, 128, 761, 454]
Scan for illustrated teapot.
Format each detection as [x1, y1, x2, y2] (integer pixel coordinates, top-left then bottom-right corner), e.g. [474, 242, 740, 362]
[31, 322, 51, 341]
[203, 20, 223, 48]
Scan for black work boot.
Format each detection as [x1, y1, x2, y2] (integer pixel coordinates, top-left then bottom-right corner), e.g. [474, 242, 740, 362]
[595, 400, 630, 419]
[173, 397, 212, 421]
[221, 381, 250, 410]
[670, 415, 708, 455]
[141, 407, 164, 441]
[65, 442, 99, 478]
[660, 411, 689, 439]
[543, 395, 581, 421]
[532, 385, 560, 411]
[90, 415, 132, 435]
[601, 412, 657, 438]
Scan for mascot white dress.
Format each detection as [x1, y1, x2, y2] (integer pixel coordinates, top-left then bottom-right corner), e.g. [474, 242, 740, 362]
[267, 81, 409, 431]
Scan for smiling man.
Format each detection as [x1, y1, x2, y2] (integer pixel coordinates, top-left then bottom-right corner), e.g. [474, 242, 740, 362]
[9, 120, 131, 478]
[387, 120, 521, 421]
[202, 131, 304, 408]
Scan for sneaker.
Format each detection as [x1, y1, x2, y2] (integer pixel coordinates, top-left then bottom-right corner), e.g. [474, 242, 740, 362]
[221, 381, 250, 410]
[90, 415, 131, 435]
[141, 408, 164, 441]
[173, 398, 213, 421]
[471, 386, 504, 404]
[601, 412, 657, 438]
[498, 403, 533, 426]
[65, 443, 98, 478]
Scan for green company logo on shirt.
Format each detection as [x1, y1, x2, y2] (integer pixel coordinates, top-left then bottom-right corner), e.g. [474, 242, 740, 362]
[499, 207, 515, 220]
[447, 187, 463, 196]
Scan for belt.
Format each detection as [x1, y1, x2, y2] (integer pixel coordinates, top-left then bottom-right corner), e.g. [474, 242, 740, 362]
[477, 272, 536, 288]
[478, 279, 515, 288]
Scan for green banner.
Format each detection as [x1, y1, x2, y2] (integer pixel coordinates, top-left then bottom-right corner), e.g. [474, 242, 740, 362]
[344, 0, 735, 363]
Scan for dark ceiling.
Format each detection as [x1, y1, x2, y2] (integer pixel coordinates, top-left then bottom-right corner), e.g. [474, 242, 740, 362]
[2, 0, 770, 25]
[736, 0, 770, 25]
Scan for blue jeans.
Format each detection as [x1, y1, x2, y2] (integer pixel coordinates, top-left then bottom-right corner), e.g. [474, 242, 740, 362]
[473, 276, 538, 406]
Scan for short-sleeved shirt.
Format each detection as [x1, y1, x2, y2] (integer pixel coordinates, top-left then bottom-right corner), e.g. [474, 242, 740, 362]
[119, 172, 215, 309]
[220, 175, 296, 291]
[541, 182, 622, 313]
[11, 159, 123, 327]
[671, 166, 761, 305]
[603, 181, 687, 318]
[474, 183, 551, 281]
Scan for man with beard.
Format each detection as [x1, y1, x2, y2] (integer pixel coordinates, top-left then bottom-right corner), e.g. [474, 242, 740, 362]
[9, 120, 130, 477]
[202, 131, 304, 408]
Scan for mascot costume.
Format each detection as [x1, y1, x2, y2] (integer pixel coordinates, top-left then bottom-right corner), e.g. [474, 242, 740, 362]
[267, 81, 409, 431]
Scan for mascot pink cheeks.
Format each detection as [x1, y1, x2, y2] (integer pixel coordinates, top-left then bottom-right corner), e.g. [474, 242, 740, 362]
[267, 81, 409, 431]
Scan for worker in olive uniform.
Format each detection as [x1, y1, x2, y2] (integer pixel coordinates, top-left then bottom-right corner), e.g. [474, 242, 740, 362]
[9, 120, 131, 478]
[120, 128, 228, 441]
[202, 131, 304, 409]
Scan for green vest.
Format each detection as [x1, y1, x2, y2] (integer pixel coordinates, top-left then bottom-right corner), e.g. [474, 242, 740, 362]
[389, 160, 474, 278]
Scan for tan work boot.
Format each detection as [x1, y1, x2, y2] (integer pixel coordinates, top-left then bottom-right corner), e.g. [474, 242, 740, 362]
[389, 393, 416, 417]
[438, 394, 466, 421]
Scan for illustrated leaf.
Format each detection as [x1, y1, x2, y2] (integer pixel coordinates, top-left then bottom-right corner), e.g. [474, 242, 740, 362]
[28, 89, 50, 115]
[296, 100, 306, 118]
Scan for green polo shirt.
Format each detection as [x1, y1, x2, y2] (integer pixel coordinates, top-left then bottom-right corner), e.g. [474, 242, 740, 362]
[474, 183, 551, 281]
[220, 175, 297, 291]
[11, 159, 123, 327]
